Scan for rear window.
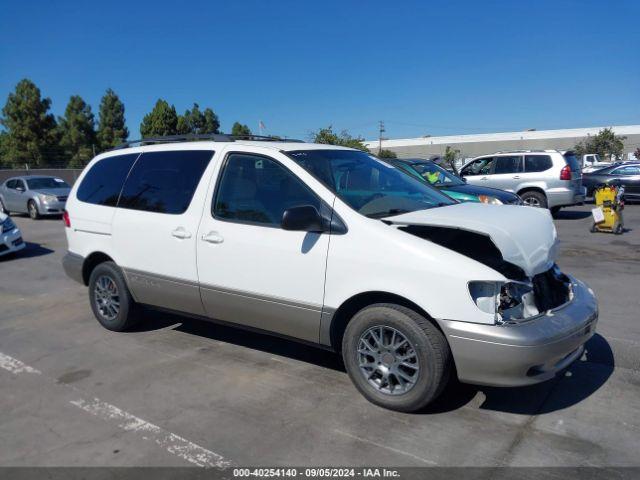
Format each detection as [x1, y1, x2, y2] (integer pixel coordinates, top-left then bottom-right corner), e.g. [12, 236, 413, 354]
[563, 152, 581, 172]
[524, 155, 553, 173]
[76, 153, 139, 206]
[118, 150, 213, 214]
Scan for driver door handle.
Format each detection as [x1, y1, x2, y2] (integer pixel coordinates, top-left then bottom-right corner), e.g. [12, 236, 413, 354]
[480, 176, 488, 180]
[512, 175, 521, 179]
[171, 227, 192, 239]
[201, 231, 224, 244]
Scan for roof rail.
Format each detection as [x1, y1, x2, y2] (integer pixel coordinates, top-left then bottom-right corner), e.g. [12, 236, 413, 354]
[493, 149, 549, 154]
[112, 133, 305, 150]
[113, 134, 235, 149]
[230, 134, 305, 143]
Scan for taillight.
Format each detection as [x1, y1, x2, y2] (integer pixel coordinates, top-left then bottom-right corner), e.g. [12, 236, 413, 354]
[559, 165, 572, 181]
[63, 210, 71, 228]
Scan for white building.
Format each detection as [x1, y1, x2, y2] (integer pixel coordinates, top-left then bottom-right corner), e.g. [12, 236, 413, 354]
[364, 125, 640, 164]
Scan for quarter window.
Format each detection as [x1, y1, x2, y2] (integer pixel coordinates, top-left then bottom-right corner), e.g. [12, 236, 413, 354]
[524, 155, 553, 172]
[118, 150, 213, 214]
[213, 153, 320, 227]
[77, 154, 139, 206]
[494, 156, 523, 174]
[612, 166, 640, 175]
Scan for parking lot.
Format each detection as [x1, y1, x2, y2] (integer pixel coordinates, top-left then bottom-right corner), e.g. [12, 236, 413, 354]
[1, 204, 639, 468]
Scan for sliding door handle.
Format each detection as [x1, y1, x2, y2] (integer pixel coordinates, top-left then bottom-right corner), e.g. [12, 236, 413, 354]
[202, 231, 224, 244]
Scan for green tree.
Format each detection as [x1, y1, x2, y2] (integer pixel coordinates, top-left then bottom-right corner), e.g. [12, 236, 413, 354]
[140, 99, 178, 138]
[312, 126, 369, 151]
[634, 147, 640, 160]
[444, 145, 460, 173]
[96, 88, 128, 151]
[202, 108, 220, 134]
[0, 131, 9, 168]
[0, 78, 59, 167]
[231, 122, 252, 136]
[574, 128, 626, 161]
[58, 95, 96, 167]
[378, 149, 397, 158]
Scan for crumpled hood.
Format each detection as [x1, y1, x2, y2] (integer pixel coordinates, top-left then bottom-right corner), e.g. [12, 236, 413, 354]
[385, 203, 558, 277]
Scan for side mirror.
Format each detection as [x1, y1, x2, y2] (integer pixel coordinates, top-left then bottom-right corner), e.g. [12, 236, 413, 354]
[281, 205, 326, 232]
[16, 186, 25, 192]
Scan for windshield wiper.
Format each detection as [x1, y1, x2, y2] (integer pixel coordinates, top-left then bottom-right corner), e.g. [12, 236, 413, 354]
[365, 209, 410, 219]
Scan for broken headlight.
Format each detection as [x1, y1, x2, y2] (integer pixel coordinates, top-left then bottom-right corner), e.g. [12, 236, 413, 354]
[469, 280, 540, 324]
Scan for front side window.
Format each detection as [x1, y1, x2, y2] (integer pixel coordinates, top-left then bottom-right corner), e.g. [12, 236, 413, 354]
[213, 153, 321, 226]
[77, 153, 139, 206]
[288, 149, 454, 218]
[463, 157, 494, 176]
[494, 156, 523, 174]
[119, 150, 213, 214]
[525, 155, 553, 173]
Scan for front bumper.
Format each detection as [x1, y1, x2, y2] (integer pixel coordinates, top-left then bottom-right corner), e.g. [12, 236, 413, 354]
[439, 276, 598, 387]
[37, 198, 66, 215]
[0, 227, 26, 257]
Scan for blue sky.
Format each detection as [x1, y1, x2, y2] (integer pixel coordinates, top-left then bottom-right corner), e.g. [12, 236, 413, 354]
[1, 0, 639, 141]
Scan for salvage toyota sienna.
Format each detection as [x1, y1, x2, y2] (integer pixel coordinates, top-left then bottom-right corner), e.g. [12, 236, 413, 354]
[62, 135, 598, 412]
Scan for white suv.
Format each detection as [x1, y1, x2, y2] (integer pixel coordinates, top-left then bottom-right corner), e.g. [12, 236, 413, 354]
[460, 150, 585, 214]
[63, 135, 597, 412]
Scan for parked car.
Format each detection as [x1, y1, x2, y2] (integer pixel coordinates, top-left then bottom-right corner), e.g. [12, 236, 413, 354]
[459, 150, 585, 214]
[0, 176, 71, 219]
[0, 212, 25, 257]
[582, 162, 640, 199]
[62, 136, 598, 412]
[390, 158, 523, 205]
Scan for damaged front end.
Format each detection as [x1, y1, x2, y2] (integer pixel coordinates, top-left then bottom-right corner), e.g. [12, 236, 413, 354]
[468, 266, 572, 324]
[398, 224, 572, 324]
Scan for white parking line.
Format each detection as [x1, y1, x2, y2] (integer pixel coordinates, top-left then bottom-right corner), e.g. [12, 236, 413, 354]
[70, 397, 232, 468]
[0, 350, 231, 468]
[0, 351, 41, 375]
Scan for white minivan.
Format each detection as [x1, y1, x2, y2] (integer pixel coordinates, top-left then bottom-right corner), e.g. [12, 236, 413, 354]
[63, 135, 598, 412]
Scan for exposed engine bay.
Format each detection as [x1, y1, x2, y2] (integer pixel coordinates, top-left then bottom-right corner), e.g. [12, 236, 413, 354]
[398, 225, 572, 323]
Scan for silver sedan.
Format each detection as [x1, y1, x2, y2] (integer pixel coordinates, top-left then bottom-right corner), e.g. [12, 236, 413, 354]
[0, 176, 71, 219]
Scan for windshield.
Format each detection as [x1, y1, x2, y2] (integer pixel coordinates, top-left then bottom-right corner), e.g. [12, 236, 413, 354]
[406, 161, 464, 186]
[26, 177, 70, 190]
[287, 149, 455, 218]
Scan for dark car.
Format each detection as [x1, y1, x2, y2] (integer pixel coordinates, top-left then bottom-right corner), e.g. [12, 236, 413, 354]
[582, 162, 640, 199]
[390, 158, 523, 205]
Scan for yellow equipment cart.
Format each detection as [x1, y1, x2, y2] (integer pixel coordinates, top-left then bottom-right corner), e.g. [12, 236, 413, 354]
[590, 185, 625, 234]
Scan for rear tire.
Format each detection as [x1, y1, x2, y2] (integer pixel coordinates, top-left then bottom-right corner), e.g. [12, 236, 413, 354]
[342, 303, 451, 412]
[520, 191, 548, 209]
[550, 206, 561, 217]
[28, 200, 40, 220]
[88, 261, 140, 331]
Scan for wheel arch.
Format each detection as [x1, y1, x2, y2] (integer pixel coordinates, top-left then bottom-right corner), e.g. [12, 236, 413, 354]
[327, 291, 444, 352]
[82, 251, 115, 285]
[517, 186, 547, 198]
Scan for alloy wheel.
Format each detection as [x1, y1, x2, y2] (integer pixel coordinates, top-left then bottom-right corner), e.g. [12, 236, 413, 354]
[523, 196, 541, 207]
[357, 325, 420, 395]
[94, 275, 120, 321]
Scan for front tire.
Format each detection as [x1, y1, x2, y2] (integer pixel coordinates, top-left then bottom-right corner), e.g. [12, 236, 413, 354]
[342, 303, 451, 412]
[0, 198, 8, 215]
[88, 262, 140, 331]
[28, 200, 40, 220]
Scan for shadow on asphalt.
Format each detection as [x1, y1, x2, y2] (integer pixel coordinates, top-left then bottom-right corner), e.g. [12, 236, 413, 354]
[133, 310, 614, 416]
[0, 241, 54, 261]
[555, 210, 592, 220]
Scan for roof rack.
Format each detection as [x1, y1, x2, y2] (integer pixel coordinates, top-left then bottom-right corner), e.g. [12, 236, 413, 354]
[113, 133, 304, 150]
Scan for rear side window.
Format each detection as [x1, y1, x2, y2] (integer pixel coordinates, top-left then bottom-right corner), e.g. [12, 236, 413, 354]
[118, 150, 213, 214]
[524, 155, 553, 173]
[494, 156, 523, 174]
[77, 154, 139, 206]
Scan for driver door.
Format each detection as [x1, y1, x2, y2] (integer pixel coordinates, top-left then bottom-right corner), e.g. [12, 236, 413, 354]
[196, 148, 332, 342]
